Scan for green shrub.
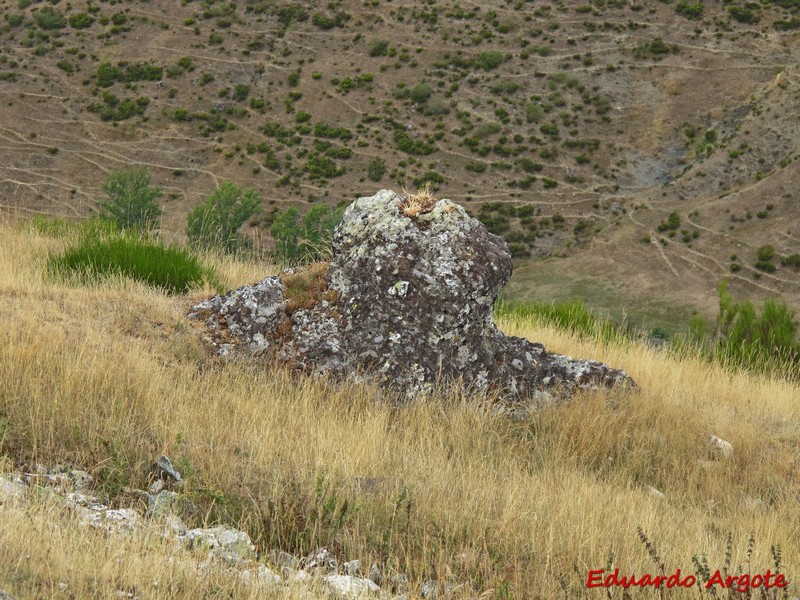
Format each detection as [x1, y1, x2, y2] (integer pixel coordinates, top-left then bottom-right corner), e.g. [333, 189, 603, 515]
[729, 5, 760, 23]
[187, 182, 261, 254]
[474, 51, 504, 70]
[56, 60, 75, 74]
[369, 38, 389, 57]
[312, 11, 348, 29]
[270, 204, 345, 264]
[775, 17, 800, 30]
[756, 245, 775, 262]
[755, 261, 776, 273]
[781, 253, 800, 268]
[367, 158, 387, 181]
[525, 103, 544, 123]
[49, 232, 208, 294]
[465, 161, 487, 173]
[276, 5, 309, 27]
[305, 154, 346, 180]
[676, 1, 704, 19]
[233, 84, 250, 101]
[98, 169, 163, 233]
[394, 130, 435, 155]
[408, 82, 432, 104]
[657, 211, 680, 232]
[542, 177, 558, 188]
[709, 279, 799, 374]
[495, 299, 620, 344]
[68, 13, 94, 29]
[32, 7, 66, 29]
[634, 37, 672, 59]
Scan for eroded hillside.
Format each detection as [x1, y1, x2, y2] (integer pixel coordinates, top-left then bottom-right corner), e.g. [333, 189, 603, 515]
[1, 0, 799, 326]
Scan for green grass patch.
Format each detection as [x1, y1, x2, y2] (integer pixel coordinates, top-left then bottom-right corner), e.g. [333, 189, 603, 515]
[49, 231, 212, 294]
[496, 298, 621, 344]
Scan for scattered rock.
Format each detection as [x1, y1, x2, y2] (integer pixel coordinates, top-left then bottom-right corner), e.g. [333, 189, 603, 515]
[148, 479, 165, 495]
[742, 497, 766, 513]
[0, 474, 27, 505]
[323, 574, 380, 598]
[66, 493, 142, 534]
[270, 549, 299, 578]
[421, 579, 437, 599]
[153, 455, 182, 482]
[647, 486, 665, 499]
[390, 573, 409, 594]
[147, 490, 180, 519]
[344, 559, 361, 576]
[190, 190, 634, 406]
[0, 589, 15, 600]
[23, 466, 93, 494]
[183, 525, 255, 565]
[302, 546, 337, 574]
[189, 275, 286, 357]
[368, 564, 383, 587]
[708, 435, 734, 459]
[240, 564, 282, 588]
[697, 459, 721, 473]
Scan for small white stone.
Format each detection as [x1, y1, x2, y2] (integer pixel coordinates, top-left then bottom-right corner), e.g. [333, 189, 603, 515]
[323, 574, 380, 598]
[708, 435, 734, 459]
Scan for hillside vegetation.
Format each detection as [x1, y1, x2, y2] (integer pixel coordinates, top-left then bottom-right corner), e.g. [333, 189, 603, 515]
[1, 220, 798, 598]
[1, 0, 799, 327]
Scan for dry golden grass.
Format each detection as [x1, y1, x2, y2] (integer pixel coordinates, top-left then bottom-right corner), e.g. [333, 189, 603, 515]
[399, 184, 438, 219]
[0, 220, 798, 599]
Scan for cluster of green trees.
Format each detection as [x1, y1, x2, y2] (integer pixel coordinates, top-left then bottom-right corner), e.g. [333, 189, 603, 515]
[98, 168, 260, 254]
[97, 167, 342, 263]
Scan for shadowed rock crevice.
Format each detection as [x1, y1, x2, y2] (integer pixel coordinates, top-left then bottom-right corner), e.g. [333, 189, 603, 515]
[190, 190, 634, 405]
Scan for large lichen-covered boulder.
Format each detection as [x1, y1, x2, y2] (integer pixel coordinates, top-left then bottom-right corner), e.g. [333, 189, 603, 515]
[189, 190, 634, 405]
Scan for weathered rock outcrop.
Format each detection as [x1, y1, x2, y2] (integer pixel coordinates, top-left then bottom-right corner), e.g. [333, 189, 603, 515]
[190, 189, 634, 405]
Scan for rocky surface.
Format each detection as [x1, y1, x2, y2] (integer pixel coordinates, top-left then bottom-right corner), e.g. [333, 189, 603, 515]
[0, 463, 409, 599]
[190, 189, 634, 405]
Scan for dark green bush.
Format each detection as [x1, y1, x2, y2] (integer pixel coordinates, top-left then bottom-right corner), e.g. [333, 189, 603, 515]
[98, 169, 163, 233]
[708, 279, 799, 374]
[658, 211, 681, 232]
[367, 158, 387, 181]
[781, 254, 800, 268]
[270, 204, 345, 264]
[369, 38, 389, 57]
[234, 84, 250, 101]
[49, 233, 208, 294]
[756, 245, 775, 262]
[408, 82, 432, 104]
[68, 13, 94, 29]
[394, 130, 435, 155]
[755, 261, 776, 273]
[32, 7, 66, 29]
[729, 5, 760, 23]
[474, 51, 504, 70]
[187, 182, 261, 254]
[676, 1, 704, 19]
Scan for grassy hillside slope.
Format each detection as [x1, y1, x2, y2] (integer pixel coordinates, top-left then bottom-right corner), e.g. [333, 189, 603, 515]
[1, 220, 798, 598]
